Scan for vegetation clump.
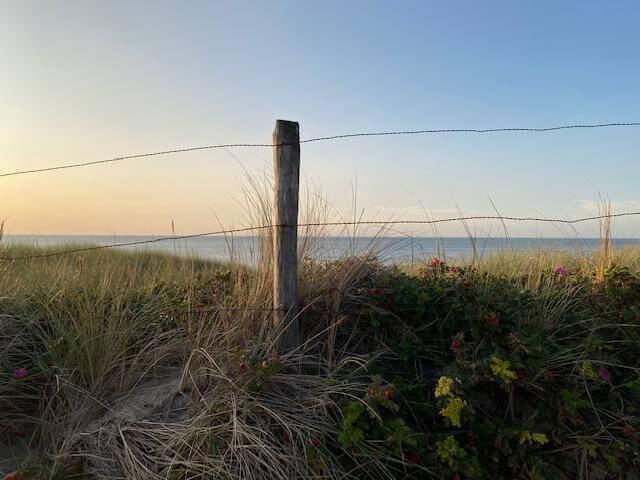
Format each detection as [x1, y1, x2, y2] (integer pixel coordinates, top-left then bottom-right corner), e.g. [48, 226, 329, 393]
[2, 242, 640, 479]
[321, 257, 640, 479]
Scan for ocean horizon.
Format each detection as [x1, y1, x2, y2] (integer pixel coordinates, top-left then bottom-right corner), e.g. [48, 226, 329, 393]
[4, 235, 640, 264]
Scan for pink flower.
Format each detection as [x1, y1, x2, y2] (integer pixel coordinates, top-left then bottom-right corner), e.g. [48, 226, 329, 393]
[13, 368, 28, 378]
[554, 266, 568, 276]
[597, 368, 613, 382]
[279, 430, 291, 444]
[406, 451, 420, 464]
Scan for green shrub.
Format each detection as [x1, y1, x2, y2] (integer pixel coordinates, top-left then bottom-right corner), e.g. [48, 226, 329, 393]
[328, 260, 640, 478]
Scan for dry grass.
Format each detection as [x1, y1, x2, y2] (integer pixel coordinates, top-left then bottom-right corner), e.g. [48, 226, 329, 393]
[0, 241, 408, 479]
[0, 175, 403, 479]
[2, 183, 639, 478]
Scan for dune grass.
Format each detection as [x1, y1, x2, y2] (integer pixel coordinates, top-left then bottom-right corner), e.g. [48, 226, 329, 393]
[2, 179, 640, 480]
[1, 236, 639, 479]
[0, 241, 389, 479]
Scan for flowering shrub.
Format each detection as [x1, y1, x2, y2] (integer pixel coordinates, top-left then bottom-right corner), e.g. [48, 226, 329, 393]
[337, 379, 421, 456]
[323, 260, 640, 478]
[4, 251, 640, 479]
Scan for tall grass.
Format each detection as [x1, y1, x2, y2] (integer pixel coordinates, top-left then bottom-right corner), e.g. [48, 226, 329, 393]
[0, 175, 399, 479]
[1, 187, 639, 478]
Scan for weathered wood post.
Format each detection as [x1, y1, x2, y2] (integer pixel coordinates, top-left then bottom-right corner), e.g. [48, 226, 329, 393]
[272, 119, 300, 351]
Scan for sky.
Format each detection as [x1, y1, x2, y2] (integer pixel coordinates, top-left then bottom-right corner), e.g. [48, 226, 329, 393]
[1, 0, 639, 238]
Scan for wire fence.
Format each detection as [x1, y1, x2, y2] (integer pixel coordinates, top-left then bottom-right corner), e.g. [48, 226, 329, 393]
[1, 121, 638, 178]
[2, 212, 639, 261]
[2, 120, 639, 262]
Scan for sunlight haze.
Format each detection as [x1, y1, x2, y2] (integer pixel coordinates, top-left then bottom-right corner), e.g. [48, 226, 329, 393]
[2, 0, 639, 237]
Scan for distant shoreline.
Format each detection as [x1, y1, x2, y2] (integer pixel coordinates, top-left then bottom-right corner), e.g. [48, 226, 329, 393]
[4, 234, 640, 240]
[4, 235, 640, 264]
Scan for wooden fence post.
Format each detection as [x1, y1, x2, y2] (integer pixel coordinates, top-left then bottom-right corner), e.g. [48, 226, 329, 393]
[272, 119, 300, 351]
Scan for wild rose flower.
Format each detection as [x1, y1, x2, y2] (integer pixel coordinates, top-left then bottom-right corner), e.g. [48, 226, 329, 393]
[406, 451, 420, 464]
[554, 266, 568, 276]
[623, 424, 634, 436]
[597, 368, 613, 382]
[13, 368, 28, 378]
[279, 430, 291, 444]
[466, 431, 476, 445]
[450, 339, 461, 351]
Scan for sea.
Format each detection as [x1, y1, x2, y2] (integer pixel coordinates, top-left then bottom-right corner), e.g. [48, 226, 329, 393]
[4, 235, 640, 265]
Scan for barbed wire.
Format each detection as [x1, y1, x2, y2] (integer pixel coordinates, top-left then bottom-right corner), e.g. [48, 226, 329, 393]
[0, 225, 270, 260]
[2, 211, 639, 261]
[299, 122, 640, 144]
[0, 144, 275, 178]
[1, 122, 638, 178]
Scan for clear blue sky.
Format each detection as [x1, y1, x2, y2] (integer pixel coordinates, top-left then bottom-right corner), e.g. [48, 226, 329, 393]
[1, 0, 639, 236]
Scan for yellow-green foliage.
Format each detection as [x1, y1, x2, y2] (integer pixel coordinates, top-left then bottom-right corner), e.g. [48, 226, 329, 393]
[436, 435, 467, 466]
[434, 376, 468, 427]
[439, 396, 467, 427]
[434, 376, 454, 398]
[519, 431, 549, 445]
[490, 355, 517, 385]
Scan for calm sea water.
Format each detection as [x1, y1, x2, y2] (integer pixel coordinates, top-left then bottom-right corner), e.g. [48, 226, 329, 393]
[4, 235, 640, 264]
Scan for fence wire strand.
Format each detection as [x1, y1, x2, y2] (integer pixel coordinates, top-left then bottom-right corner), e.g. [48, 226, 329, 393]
[1, 122, 638, 178]
[2, 211, 639, 261]
[299, 122, 640, 144]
